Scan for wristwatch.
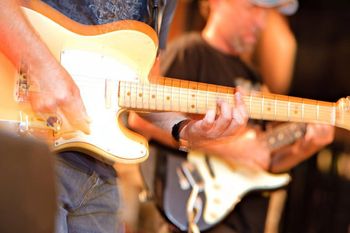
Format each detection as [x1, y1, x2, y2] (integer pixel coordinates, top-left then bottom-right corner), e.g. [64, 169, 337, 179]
[171, 119, 191, 152]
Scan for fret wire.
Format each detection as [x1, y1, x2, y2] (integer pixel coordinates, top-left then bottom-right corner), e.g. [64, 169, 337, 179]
[135, 82, 138, 108]
[287, 97, 290, 121]
[301, 99, 305, 121]
[148, 80, 153, 108]
[261, 93, 264, 119]
[120, 81, 124, 107]
[206, 84, 209, 113]
[178, 82, 181, 111]
[186, 81, 189, 113]
[331, 103, 336, 125]
[118, 81, 335, 124]
[141, 82, 144, 109]
[162, 82, 165, 111]
[129, 81, 132, 108]
[274, 95, 277, 121]
[129, 86, 336, 111]
[170, 79, 173, 111]
[155, 82, 159, 111]
[149, 83, 153, 110]
[226, 87, 230, 111]
[196, 82, 199, 114]
[126, 81, 129, 107]
[137, 82, 141, 109]
[131, 82, 134, 108]
[139, 82, 142, 109]
[134, 82, 137, 108]
[120, 81, 123, 107]
[249, 93, 252, 116]
[144, 82, 148, 109]
[122, 81, 126, 107]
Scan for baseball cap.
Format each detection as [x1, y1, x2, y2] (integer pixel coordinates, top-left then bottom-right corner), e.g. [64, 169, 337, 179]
[250, 0, 299, 15]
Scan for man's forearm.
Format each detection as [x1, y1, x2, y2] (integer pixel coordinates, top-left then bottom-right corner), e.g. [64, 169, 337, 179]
[0, 0, 55, 68]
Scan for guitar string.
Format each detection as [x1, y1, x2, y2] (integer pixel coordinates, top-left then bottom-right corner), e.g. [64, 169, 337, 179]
[118, 86, 340, 124]
[118, 82, 338, 117]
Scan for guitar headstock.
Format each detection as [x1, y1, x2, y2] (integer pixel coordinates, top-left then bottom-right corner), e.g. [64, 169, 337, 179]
[335, 97, 350, 131]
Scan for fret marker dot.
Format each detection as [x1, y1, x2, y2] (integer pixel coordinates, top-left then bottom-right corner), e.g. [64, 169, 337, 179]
[191, 104, 195, 109]
[127, 92, 130, 96]
[277, 133, 284, 140]
[166, 96, 170, 100]
[138, 93, 143, 97]
[152, 95, 155, 99]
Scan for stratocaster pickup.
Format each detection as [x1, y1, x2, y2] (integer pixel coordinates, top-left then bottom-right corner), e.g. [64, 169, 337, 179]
[15, 68, 30, 103]
[105, 79, 113, 109]
[180, 162, 204, 192]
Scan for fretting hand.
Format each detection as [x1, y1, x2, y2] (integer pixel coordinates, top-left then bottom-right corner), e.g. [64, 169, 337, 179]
[180, 91, 248, 149]
[270, 123, 334, 172]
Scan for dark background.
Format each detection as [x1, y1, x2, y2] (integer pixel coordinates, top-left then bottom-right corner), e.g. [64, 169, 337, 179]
[282, 0, 350, 232]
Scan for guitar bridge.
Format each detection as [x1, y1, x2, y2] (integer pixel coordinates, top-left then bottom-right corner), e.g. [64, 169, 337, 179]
[15, 65, 30, 103]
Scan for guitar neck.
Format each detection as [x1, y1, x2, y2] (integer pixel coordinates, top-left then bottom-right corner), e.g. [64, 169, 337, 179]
[118, 77, 337, 126]
[265, 123, 307, 152]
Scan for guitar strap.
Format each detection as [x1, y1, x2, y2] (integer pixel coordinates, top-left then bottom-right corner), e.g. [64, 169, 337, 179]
[152, 0, 160, 34]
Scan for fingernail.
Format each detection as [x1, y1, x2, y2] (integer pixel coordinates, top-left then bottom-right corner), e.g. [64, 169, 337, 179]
[204, 109, 215, 123]
[235, 92, 241, 99]
[233, 111, 244, 125]
[82, 124, 91, 134]
[85, 116, 92, 123]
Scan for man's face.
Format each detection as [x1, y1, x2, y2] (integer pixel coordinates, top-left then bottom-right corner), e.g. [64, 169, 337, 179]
[218, 0, 268, 53]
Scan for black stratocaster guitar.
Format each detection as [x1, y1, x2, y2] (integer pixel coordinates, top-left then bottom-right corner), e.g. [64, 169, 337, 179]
[154, 123, 307, 231]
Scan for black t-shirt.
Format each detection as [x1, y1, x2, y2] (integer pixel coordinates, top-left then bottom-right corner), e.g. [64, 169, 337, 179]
[161, 32, 261, 87]
[160, 33, 268, 233]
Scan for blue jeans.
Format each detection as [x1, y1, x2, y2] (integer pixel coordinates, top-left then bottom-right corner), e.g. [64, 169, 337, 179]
[55, 158, 124, 233]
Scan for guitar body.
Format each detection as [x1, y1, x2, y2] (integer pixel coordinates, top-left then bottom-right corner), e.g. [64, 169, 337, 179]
[0, 3, 159, 164]
[188, 152, 290, 228]
[161, 154, 210, 231]
[153, 123, 308, 231]
[154, 147, 290, 232]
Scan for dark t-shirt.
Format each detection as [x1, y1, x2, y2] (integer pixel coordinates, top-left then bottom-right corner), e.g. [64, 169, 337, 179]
[161, 33, 261, 87]
[160, 33, 268, 233]
[42, 0, 150, 24]
[39, 0, 177, 178]
[41, 0, 177, 49]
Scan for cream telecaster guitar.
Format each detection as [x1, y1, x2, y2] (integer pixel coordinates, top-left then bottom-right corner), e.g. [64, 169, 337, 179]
[152, 123, 306, 231]
[1, 2, 350, 164]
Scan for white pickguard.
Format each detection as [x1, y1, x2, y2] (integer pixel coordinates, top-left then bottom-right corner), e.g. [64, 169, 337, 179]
[188, 151, 290, 225]
[52, 50, 147, 163]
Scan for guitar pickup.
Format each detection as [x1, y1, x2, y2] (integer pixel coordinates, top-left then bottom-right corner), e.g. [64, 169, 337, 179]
[105, 79, 113, 109]
[176, 167, 191, 190]
[180, 162, 204, 192]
